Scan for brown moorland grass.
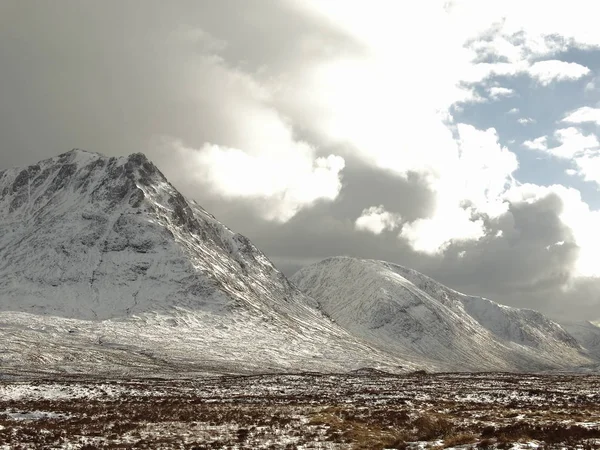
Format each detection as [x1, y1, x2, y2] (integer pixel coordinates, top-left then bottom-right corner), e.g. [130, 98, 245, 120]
[0, 372, 599, 449]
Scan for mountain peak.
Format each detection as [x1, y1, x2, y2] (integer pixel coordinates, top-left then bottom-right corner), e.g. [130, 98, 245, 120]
[0, 150, 304, 320]
[64, 147, 104, 157]
[54, 148, 107, 166]
[31, 149, 152, 171]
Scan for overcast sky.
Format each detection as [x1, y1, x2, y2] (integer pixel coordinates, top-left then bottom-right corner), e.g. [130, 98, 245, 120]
[2, 0, 600, 321]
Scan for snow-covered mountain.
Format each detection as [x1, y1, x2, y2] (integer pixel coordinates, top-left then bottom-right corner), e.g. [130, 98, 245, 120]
[561, 321, 600, 360]
[0, 150, 408, 375]
[291, 257, 596, 371]
[1, 150, 596, 375]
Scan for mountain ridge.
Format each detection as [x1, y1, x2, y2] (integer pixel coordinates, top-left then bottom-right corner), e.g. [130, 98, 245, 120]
[291, 256, 594, 371]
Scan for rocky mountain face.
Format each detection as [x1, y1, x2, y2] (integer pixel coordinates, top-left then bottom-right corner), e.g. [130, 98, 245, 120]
[0, 150, 405, 375]
[291, 257, 596, 371]
[0, 149, 307, 319]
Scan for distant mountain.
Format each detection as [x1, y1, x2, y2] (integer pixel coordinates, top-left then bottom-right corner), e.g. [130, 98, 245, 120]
[291, 257, 595, 371]
[0, 150, 406, 375]
[561, 321, 600, 360]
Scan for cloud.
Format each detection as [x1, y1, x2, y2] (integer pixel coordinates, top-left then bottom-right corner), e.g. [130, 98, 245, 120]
[165, 141, 345, 222]
[400, 207, 485, 255]
[585, 78, 600, 92]
[573, 154, 600, 186]
[504, 183, 600, 278]
[526, 60, 590, 85]
[523, 128, 600, 186]
[2, 0, 600, 319]
[523, 136, 548, 150]
[355, 205, 401, 234]
[462, 59, 589, 87]
[518, 117, 536, 125]
[398, 124, 517, 254]
[265, 1, 594, 259]
[546, 128, 599, 159]
[145, 28, 349, 222]
[0, 1, 357, 223]
[488, 86, 516, 100]
[455, 188, 578, 287]
[454, 124, 519, 216]
[562, 106, 600, 125]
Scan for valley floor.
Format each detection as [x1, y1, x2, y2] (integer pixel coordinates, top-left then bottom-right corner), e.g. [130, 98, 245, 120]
[1, 371, 600, 449]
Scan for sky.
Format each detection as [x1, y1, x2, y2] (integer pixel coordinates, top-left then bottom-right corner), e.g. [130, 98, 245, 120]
[1, 0, 600, 321]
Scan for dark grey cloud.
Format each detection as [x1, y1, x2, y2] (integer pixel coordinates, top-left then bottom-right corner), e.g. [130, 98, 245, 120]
[428, 193, 580, 316]
[0, 0, 361, 168]
[207, 179, 596, 322]
[192, 155, 437, 275]
[246, 184, 596, 321]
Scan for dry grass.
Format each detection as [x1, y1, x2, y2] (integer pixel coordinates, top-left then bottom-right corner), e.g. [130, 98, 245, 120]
[1, 372, 599, 449]
[443, 431, 478, 447]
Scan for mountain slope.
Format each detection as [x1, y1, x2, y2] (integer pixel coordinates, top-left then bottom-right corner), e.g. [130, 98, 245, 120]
[0, 150, 408, 375]
[561, 321, 600, 360]
[291, 257, 594, 371]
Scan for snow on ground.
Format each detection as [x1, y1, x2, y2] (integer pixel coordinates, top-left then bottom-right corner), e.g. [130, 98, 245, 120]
[1, 411, 71, 421]
[1, 372, 599, 449]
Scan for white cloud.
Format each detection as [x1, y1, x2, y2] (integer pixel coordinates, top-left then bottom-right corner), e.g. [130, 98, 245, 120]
[574, 153, 600, 185]
[399, 124, 517, 254]
[449, 0, 600, 56]
[454, 124, 518, 217]
[523, 136, 548, 150]
[4, 0, 600, 314]
[541, 104, 600, 189]
[463, 59, 590, 86]
[547, 128, 599, 159]
[167, 141, 345, 223]
[156, 5, 590, 233]
[518, 117, 536, 125]
[488, 86, 516, 100]
[284, 0, 599, 269]
[562, 106, 600, 125]
[147, 28, 347, 223]
[527, 60, 590, 85]
[400, 207, 485, 254]
[355, 206, 401, 235]
[585, 78, 599, 92]
[523, 128, 600, 186]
